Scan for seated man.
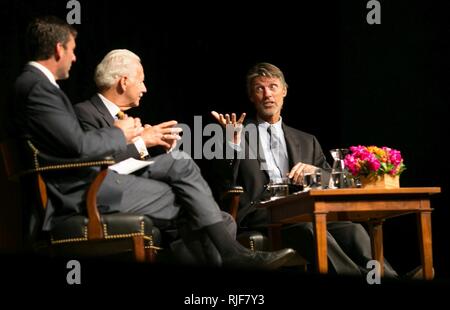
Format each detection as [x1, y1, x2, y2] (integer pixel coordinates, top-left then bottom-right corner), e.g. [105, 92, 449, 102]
[75, 49, 237, 265]
[11, 16, 295, 269]
[211, 62, 398, 276]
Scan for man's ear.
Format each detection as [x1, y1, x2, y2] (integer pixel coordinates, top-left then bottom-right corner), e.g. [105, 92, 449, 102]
[55, 42, 64, 61]
[282, 86, 288, 97]
[118, 76, 128, 92]
[248, 92, 255, 104]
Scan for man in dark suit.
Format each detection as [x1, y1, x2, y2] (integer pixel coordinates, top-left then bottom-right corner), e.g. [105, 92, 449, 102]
[11, 17, 294, 269]
[74, 49, 241, 265]
[211, 62, 398, 276]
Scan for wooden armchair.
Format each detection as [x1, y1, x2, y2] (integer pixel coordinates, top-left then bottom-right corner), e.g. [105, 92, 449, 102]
[0, 138, 161, 262]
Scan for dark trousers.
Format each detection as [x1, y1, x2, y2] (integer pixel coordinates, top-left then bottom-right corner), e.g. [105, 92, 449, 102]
[101, 151, 234, 264]
[106, 151, 224, 229]
[281, 221, 398, 277]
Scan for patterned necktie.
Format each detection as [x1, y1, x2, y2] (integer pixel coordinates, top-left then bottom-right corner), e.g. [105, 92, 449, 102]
[267, 126, 283, 178]
[116, 111, 126, 120]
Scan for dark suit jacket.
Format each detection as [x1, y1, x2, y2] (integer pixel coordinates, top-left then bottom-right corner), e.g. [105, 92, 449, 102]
[219, 120, 330, 228]
[74, 94, 140, 161]
[12, 65, 128, 230]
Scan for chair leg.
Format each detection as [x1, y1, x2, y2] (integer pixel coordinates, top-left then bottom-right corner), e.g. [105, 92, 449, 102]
[132, 235, 146, 262]
[145, 246, 157, 263]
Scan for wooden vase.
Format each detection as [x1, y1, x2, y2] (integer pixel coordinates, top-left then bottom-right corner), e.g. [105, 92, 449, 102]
[359, 174, 400, 189]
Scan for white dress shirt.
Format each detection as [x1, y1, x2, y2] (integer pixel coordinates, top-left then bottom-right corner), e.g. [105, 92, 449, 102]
[28, 61, 59, 88]
[97, 93, 149, 159]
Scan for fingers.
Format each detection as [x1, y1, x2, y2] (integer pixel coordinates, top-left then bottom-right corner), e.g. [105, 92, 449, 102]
[237, 112, 246, 123]
[162, 134, 181, 141]
[288, 163, 319, 184]
[211, 111, 220, 122]
[211, 111, 227, 127]
[153, 125, 183, 136]
[288, 162, 305, 184]
[211, 111, 247, 127]
[156, 120, 178, 128]
[134, 126, 144, 136]
[134, 117, 142, 129]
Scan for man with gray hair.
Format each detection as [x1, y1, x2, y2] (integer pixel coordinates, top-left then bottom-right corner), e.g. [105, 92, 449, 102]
[212, 62, 399, 276]
[78, 49, 180, 161]
[74, 50, 296, 267]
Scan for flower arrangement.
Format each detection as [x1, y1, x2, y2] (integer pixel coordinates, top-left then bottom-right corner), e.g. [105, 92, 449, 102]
[344, 145, 406, 178]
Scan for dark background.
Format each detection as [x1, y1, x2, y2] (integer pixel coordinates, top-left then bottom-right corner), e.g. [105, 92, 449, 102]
[1, 0, 449, 279]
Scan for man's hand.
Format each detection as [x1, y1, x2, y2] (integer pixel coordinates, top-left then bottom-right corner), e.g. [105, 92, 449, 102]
[114, 116, 144, 143]
[211, 111, 246, 145]
[141, 120, 182, 150]
[288, 162, 319, 184]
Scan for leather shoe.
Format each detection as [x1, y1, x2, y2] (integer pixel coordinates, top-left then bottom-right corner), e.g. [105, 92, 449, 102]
[224, 248, 296, 269]
[404, 266, 435, 280]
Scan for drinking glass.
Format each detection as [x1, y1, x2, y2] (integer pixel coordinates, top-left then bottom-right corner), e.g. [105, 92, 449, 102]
[267, 177, 290, 200]
[303, 169, 322, 191]
[329, 148, 350, 189]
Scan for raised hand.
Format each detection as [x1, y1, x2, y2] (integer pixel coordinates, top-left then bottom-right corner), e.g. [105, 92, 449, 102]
[211, 111, 246, 144]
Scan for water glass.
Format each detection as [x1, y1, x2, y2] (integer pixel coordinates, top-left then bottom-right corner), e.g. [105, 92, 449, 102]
[329, 171, 344, 189]
[267, 177, 290, 200]
[303, 169, 322, 190]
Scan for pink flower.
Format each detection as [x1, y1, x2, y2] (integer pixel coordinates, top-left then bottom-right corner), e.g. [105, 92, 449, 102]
[344, 145, 406, 177]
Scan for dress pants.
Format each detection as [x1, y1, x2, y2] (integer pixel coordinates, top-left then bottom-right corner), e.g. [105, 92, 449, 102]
[281, 221, 398, 277]
[98, 151, 233, 264]
[101, 151, 224, 229]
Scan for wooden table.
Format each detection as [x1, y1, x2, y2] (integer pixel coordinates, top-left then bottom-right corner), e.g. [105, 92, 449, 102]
[258, 187, 441, 279]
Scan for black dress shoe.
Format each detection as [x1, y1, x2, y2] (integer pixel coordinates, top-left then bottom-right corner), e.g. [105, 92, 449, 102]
[224, 248, 296, 269]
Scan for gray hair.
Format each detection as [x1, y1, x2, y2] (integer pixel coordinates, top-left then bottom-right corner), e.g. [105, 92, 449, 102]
[94, 49, 141, 90]
[246, 62, 288, 95]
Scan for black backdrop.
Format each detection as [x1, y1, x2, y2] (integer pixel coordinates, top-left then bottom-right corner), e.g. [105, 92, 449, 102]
[1, 0, 449, 280]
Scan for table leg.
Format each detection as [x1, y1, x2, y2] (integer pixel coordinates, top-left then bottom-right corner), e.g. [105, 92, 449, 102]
[368, 220, 384, 277]
[417, 209, 434, 280]
[313, 212, 328, 274]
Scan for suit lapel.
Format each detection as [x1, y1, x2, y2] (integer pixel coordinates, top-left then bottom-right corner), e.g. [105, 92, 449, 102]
[91, 94, 115, 127]
[283, 123, 302, 169]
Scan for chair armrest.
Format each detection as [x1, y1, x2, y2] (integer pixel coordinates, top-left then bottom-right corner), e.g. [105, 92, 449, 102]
[25, 140, 115, 174]
[221, 185, 244, 220]
[22, 139, 115, 240]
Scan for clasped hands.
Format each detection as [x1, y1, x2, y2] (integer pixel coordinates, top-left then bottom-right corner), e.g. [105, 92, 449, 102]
[114, 114, 182, 151]
[211, 110, 318, 185]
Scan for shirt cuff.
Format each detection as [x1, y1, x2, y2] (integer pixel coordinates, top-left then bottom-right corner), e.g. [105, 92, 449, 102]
[227, 140, 242, 152]
[133, 137, 149, 159]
